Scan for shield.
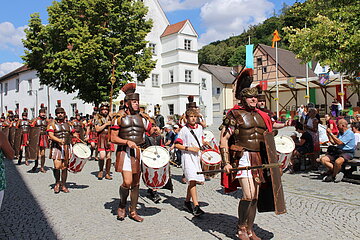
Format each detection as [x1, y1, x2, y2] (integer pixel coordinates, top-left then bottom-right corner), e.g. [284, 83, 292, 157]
[9, 127, 16, 148]
[27, 127, 41, 160]
[2, 126, 9, 139]
[13, 128, 22, 156]
[258, 131, 286, 215]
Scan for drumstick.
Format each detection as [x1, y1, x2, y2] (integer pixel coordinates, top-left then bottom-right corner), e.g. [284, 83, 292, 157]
[196, 163, 281, 175]
[75, 136, 87, 145]
[191, 143, 212, 160]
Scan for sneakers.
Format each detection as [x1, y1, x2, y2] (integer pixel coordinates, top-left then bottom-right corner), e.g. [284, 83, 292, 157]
[334, 172, 344, 183]
[183, 201, 193, 213]
[322, 175, 334, 182]
[193, 205, 205, 217]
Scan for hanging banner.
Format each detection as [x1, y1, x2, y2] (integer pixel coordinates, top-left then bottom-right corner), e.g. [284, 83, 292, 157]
[319, 73, 330, 85]
[245, 44, 254, 69]
[287, 77, 296, 88]
[260, 80, 268, 91]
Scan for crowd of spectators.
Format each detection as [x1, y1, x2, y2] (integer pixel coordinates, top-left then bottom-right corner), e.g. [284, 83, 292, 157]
[289, 101, 359, 183]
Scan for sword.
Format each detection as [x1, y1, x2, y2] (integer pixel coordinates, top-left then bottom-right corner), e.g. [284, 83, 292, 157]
[196, 162, 281, 175]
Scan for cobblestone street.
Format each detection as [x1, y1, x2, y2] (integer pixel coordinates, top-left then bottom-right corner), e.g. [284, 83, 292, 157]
[1, 152, 360, 240]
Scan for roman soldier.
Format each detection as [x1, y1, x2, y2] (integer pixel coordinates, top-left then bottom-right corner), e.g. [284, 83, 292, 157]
[219, 68, 286, 239]
[111, 83, 152, 222]
[8, 111, 16, 149]
[94, 102, 114, 180]
[72, 110, 85, 144]
[85, 108, 98, 160]
[17, 108, 30, 165]
[47, 106, 74, 193]
[30, 105, 49, 173]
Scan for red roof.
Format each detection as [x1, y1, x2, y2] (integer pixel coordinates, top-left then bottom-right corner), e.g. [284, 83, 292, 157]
[0, 65, 30, 82]
[161, 20, 188, 38]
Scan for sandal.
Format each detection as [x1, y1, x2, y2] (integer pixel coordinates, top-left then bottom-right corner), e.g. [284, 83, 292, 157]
[128, 208, 144, 222]
[54, 184, 60, 194]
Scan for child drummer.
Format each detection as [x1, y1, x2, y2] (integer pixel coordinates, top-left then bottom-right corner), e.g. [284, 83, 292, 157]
[174, 108, 208, 217]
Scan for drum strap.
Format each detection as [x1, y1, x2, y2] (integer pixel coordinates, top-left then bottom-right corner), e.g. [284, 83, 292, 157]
[189, 130, 202, 150]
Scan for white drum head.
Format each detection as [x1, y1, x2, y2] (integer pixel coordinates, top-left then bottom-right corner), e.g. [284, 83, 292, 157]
[274, 135, 295, 154]
[203, 130, 215, 142]
[73, 143, 91, 159]
[142, 146, 170, 168]
[201, 150, 221, 165]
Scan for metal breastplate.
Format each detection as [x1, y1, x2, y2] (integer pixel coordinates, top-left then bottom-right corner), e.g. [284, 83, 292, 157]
[72, 120, 82, 132]
[20, 120, 30, 133]
[226, 110, 267, 151]
[54, 122, 71, 144]
[98, 116, 109, 134]
[36, 118, 48, 134]
[118, 114, 145, 145]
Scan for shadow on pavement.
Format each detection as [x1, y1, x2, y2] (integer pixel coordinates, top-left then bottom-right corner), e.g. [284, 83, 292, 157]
[215, 188, 244, 199]
[0, 159, 58, 239]
[104, 197, 161, 218]
[186, 213, 274, 240]
[49, 182, 89, 190]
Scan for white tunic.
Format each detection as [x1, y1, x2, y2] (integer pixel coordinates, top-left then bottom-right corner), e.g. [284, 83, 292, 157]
[177, 124, 205, 182]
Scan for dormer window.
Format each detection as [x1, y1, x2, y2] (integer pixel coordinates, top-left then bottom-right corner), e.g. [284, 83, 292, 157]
[184, 39, 191, 50]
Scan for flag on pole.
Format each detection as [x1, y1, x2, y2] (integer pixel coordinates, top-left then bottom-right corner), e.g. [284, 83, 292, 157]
[272, 30, 281, 48]
[245, 44, 254, 69]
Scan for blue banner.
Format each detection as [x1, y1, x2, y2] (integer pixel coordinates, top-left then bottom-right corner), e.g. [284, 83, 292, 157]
[245, 44, 254, 69]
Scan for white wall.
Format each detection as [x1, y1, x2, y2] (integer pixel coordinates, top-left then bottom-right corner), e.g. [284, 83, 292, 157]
[0, 69, 93, 118]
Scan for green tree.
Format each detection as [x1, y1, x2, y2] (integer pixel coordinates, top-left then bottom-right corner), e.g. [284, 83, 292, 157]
[22, 0, 155, 105]
[228, 46, 246, 67]
[284, 0, 360, 78]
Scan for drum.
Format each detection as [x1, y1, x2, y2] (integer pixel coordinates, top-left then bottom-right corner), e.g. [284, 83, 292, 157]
[141, 146, 170, 189]
[274, 135, 295, 169]
[201, 149, 221, 178]
[68, 143, 91, 173]
[203, 130, 219, 151]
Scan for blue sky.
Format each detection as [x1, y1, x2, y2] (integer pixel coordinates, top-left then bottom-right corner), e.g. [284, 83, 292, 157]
[0, 0, 301, 76]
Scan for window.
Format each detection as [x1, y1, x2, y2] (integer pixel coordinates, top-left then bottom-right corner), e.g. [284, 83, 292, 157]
[4, 83, 8, 96]
[152, 74, 159, 87]
[168, 104, 174, 115]
[169, 70, 174, 83]
[213, 103, 220, 112]
[216, 87, 221, 95]
[71, 103, 77, 116]
[257, 57, 262, 66]
[185, 70, 192, 82]
[28, 79, 33, 95]
[184, 39, 191, 50]
[16, 79, 19, 92]
[262, 67, 267, 73]
[149, 43, 156, 55]
[201, 78, 207, 90]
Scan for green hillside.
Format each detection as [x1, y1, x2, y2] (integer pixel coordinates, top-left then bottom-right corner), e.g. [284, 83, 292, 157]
[198, 2, 307, 67]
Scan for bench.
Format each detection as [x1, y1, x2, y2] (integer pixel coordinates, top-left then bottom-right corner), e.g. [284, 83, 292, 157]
[344, 142, 360, 178]
[296, 152, 319, 171]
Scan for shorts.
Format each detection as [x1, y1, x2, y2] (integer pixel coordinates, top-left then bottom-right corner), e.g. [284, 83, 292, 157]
[327, 152, 354, 162]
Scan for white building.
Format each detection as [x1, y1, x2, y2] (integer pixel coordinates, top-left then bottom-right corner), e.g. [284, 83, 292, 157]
[0, 0, 213, 124]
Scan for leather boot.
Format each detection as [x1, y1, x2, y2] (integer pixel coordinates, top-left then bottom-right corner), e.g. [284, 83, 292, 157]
[105, 158, 112, 180]
[237, 200, 251, 240]
[129, 185, 143, 222]
[98, 160, 104, 179]
[40, 155, 46, 173]
[118, 186, 130, 220]
[247, 200, 261, 240]
[18, 150, 23, 165]
[61, 170, 69, 193]
[53, 169, 61, 194]
[31, 159, 39, 172]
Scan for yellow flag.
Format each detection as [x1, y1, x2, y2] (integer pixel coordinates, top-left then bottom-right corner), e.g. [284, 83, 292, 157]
[272, 30, 281, 48]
